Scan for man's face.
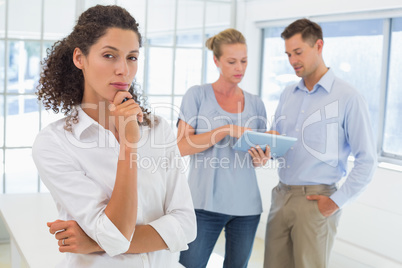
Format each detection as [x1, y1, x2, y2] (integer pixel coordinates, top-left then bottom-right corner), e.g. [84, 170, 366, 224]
[284, 33, 322, 79]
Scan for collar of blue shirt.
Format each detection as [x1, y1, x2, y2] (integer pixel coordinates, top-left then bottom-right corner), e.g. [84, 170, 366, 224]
[294, 68, 335, 94]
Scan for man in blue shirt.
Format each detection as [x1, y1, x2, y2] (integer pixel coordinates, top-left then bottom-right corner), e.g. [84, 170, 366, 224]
[263, 19, 377, 268]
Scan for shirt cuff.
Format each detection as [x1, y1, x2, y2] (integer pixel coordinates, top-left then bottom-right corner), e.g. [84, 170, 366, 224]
[148, 214, 188, 253]
[330, 190, 348, 209]
[95, 214, 131, 257]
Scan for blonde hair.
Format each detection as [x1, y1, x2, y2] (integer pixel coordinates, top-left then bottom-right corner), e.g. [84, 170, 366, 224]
[205, 28, 246, 59]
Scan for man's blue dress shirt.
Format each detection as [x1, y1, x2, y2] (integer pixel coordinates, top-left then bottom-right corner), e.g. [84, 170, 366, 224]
[271, 69, 377, 208]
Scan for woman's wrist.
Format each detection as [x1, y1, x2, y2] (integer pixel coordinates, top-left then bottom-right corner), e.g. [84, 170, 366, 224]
[215, 125, 231, 137]
[89, 242, 104, 253]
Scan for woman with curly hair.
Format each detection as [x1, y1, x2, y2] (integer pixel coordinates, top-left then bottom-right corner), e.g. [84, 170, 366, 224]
[33, 5, 196, 267]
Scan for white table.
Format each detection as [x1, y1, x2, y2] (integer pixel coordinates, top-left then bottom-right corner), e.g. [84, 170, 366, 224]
[0, 193, 64, 268]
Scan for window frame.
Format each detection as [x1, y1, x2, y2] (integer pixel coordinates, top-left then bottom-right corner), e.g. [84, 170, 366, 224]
[1, 0, 48, 193]
[0, 0, 236, 194]
[142, 0, 234, 128]
[257, 8, 402, 167]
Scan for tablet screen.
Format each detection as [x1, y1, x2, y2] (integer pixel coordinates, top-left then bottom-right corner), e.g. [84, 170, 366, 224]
[232, 131, 297, 157]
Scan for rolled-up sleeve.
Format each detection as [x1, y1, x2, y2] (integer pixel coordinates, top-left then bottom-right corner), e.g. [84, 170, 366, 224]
[149, 214, 191, 252]
[32, 129, 130, 257]
[96, 213, 130, 256]
[148, 119, 196, 252]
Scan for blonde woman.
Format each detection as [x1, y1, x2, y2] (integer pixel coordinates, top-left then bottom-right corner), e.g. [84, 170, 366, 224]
[177, 28, 270, 268]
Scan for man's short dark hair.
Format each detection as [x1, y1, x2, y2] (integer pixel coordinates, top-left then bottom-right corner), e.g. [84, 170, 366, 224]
[281, 18, 323, 46]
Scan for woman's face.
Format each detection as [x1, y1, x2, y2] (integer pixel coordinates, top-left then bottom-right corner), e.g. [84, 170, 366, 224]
[214, 43, 247, 84]
[74, 27, 140, 103]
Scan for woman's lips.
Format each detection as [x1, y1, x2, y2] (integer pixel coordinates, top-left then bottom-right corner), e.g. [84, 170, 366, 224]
[110, 83, 129, 90]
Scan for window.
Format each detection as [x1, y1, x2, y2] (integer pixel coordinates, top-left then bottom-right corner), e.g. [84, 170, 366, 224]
[383, 18, 402, 158]
[1, 0, 75, 194]
[261, 26, 296, 119]
[0, 0, 234, 193]
[321, 19, 383, 139]
[260, 14, 402, 164]
[142, 0, 232, 129]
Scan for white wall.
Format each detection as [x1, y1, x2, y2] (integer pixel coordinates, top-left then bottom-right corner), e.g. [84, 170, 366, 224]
[237, 0, 402, 266]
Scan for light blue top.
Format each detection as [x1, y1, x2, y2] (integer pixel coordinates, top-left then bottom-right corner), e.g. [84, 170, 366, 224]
[271, 69, 377, 208]
[178, 84, 267, 216]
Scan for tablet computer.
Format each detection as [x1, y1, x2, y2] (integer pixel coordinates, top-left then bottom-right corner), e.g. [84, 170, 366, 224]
[233, 131, 297, 157]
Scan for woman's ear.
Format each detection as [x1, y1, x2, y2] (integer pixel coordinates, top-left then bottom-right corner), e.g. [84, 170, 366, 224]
[73, 48, 84, 69]
[213, 55, 220, 67]
[213, 56, 223, 74]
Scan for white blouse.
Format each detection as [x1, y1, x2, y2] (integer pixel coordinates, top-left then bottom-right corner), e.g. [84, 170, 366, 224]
[33, 107, 196, 268]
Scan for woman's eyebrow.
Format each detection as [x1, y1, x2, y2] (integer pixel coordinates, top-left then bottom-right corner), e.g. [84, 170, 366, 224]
[102, 45, 139, 53]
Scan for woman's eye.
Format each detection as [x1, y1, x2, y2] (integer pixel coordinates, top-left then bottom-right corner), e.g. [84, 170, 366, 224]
[104, 54, 114, 59]
[128, 56, 138, 61]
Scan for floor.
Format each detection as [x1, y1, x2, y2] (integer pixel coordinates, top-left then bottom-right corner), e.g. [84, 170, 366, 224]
[206, 232, 374, 268]
[0, 236, 372, 268]
[0, 243, 10, 268]
[0, 235, 262, 268]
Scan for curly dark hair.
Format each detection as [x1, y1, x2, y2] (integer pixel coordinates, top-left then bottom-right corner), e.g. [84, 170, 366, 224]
[37, 5, 155, 131]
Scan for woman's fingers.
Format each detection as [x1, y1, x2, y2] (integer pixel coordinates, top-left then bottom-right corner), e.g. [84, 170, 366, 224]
[121, 101, 144, 123]
[112, 91, 133, 106]
[248, 145, 271, 166]
[110, 98, 144, 123]
[264, 145, 271, 157]
[48, 220, 68, 235]
[248, 147, 260, 160]
[59, 245, 74, 253]
[54, 229, 69, 240]
[58, 237, 68, 247]
[228, 125, 251, 138]
[249, 145, 265, 157]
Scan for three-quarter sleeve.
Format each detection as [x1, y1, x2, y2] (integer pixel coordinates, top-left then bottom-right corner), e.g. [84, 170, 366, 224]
[148, 118, 197, 252]
[32, 128, 131, 257]
[177, 85, 202, 129]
